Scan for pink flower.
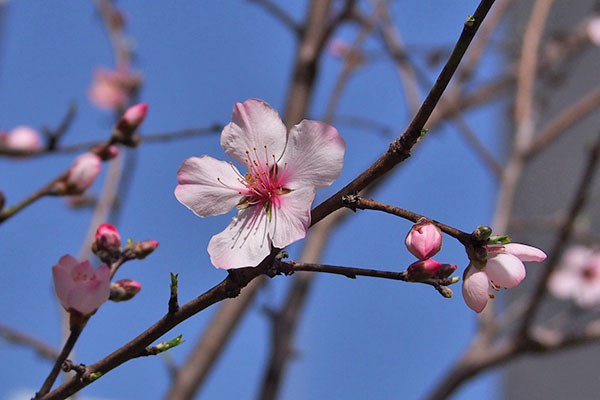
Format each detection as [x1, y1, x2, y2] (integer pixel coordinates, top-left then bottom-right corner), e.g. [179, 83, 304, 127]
[67, 153, 102, 192]
[462, 243, 547, 313]
[4, 126, 42, 151]
[94, 223, 121, 251]
[405, 220, 442, 260]
[88, 67, 141, 111]
[52, 255, 111, 316]
[548, 246, 600, 308]
[175, 99, 346, 269]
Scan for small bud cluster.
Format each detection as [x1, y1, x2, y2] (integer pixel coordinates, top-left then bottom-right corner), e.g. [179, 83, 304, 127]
[404, 218, 457, 284]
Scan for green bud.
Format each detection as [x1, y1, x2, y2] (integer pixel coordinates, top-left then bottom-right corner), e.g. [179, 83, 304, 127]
[473, 225, 492, 242]
[155, 334, 184, 353]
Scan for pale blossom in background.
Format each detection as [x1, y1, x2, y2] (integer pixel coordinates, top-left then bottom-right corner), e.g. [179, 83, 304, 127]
[587, 17, 600, 46]
[405, 220, 443, 260]
[52, 254, 111, 316]
[67, 153, 102, 192]
[88, 67, 141, 111]
[462, 243, 547, 313]
[548, 246, 600, 308]
[175, 98, 346, 269]
[2, 126, 42, 151]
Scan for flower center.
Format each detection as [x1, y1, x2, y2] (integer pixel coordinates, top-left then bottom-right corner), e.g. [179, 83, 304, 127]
[582, 265, 598, 281]
[235, 146, 291, 218]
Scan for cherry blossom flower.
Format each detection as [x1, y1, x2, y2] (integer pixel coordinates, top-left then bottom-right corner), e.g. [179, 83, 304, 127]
[175, 99, 345, 269]
[548, 246, 600, 308]
[88, 67, 141, 111]
[2, 126, 42, 151]
[462, 243, 547, 313]
[52, 255, 111, 316]
[405, 220, 442, 260]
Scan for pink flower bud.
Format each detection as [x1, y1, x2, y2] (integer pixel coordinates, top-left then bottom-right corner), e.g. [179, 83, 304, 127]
[94, 223, 121, 251]
[406, 259, 443, 281]
[405, 220, 442, 260]
[5, 126, 42, 151]
[67, 153, 102, 192]
[88, 67, 142, 111]
[132, 240, 159, 259]
[52, 255, 110, 316]
[91, 144, 120, 161]
[122, 103, 148, 128]
[109, 279, 142, 302]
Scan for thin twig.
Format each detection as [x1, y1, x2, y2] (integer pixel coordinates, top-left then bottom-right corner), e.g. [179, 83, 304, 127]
[0, 323, 59, 361]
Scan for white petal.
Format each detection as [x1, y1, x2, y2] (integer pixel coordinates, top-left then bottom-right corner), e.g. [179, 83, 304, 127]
[486, 253, 526, 289]
[278, 120, 346, 189]
[208, 207, 272, 269]
[270, 187, 315, 248]
[220, 99, 287, 165]
[462, 266, 490, 313]
[503, 243, 547, 262]
[175, 156, 246, 217]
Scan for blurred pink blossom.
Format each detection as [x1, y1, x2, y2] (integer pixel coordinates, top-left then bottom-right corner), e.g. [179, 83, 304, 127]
[52, 254, 110, 316]
[405, 220, 442, 260]
[88, 67, 141, 111]
[2, 126, 42, 151]
[462, 243, 547, 313]
[121, 103, 148, 127]
[327, 38, 350, 58]
[548, 246, 600, 308]
[587, 17, 600, 46]
[67, 153, 102, 192]
[175, 98, 346, 269]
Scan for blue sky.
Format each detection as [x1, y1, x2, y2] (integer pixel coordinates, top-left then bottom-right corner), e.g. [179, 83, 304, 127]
[0, 1, 503, 399]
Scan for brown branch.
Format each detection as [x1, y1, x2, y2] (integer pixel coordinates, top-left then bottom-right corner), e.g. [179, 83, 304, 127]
[311, 0, 497, 227]
[0, 323, 59, 361]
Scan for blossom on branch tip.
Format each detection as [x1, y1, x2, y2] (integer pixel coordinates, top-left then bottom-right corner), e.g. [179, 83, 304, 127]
[405, 220, 442, 260]
[93, 223, 121, 252]
[175, 98, 346, 269]
[52, 255, 110, 316]
[2, 126, 42, 151]
[548, 246, 600, 308]
[462, 243, 547, 313]
[66, 153, 102, 193]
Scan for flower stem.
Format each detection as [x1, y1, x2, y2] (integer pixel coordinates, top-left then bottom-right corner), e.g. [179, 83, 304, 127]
[35, 321, 85, 399]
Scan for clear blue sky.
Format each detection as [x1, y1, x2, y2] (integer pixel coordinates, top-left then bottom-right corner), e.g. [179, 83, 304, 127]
[0, 1, 503, 399]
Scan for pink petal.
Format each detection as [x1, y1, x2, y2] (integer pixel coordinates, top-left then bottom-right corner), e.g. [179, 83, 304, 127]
[462, 266, 490, 313]
[175, 156, 246, 217]
[269, 186, 315, 248]
[278, 120, 346, 189]
[66, 265, 110, 315]
[502, 243, 547, 262]
[486, 253, 526, 289]
[52, 265, 74, 310]
[548, 269, 579, 299]
[208, 207, 272, 269]
[405, 222, 442, 260]
[220, 99, 287, 165]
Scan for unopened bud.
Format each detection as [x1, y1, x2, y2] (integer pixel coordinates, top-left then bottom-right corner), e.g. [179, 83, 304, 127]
[93, 223, 121, 252]
[109, 279, 142, 302]
[405, 219, 443, 260]
[91, 144, 120, 161]
[406, 259, 443, 281]
[54, 153, 102, 195]
[437, 263, 458, 279]
[113, 103, 147, 146]
[473, 225, 492, 242]
[132, 240, 159, 259]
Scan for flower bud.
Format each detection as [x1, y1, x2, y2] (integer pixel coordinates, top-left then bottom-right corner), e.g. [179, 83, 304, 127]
[473, 225, 492, 242]
[65, 153, 102, 193]
[131, 240, 159, 259]
[91, 144, 120, 161]
[4, 126, 42, 151]
[437, 263, 458, 279]
[113, 103, 148, 146]
[93, 223, 121, 252]
[109, 279, 142, 302]
[405, 219, 442, 260]
[406, 259, 443, 281]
